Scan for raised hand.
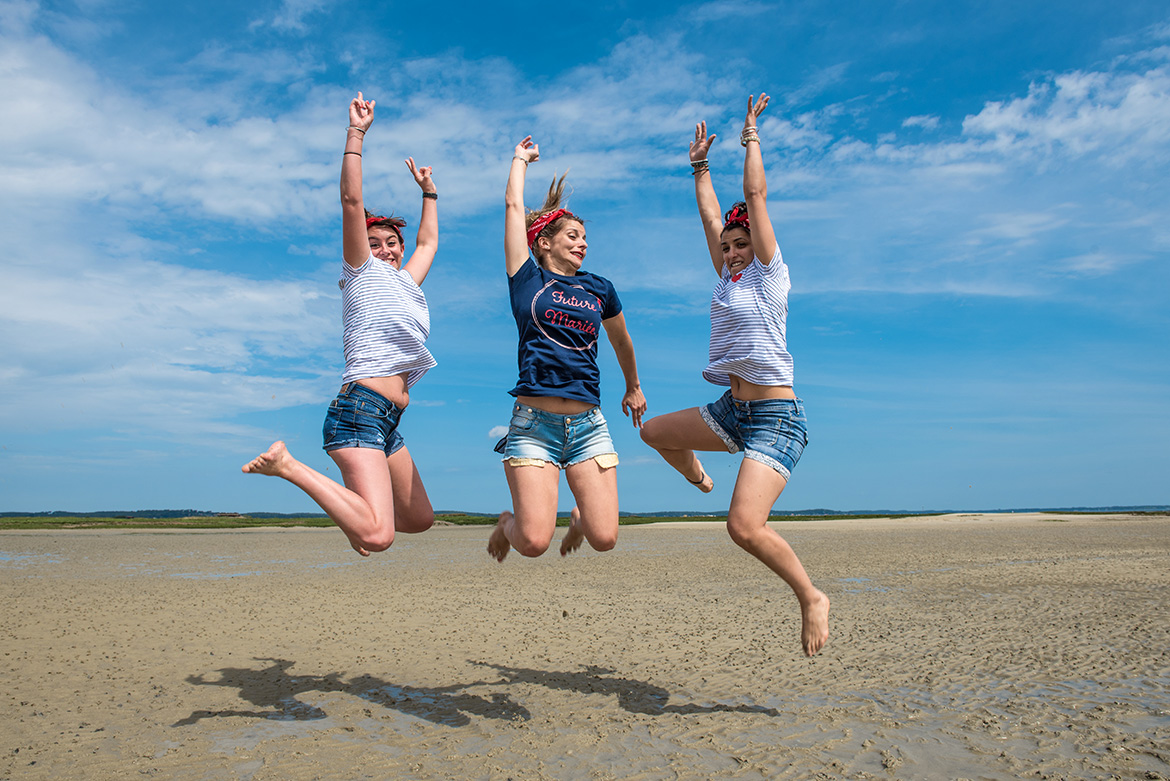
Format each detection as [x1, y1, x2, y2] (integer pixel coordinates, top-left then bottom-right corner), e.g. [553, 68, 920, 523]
[745, 93, 769, 129]
[690, 121, 716, 162]
[514, 136, 539, 164]
[349, 91, 375, 133]
[405, 157, 435, 193]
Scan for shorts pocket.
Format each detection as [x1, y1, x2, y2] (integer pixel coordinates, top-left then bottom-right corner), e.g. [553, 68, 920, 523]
[509, 407, 538, 432]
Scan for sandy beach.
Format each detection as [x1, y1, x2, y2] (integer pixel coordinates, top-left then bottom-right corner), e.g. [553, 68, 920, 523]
[2, 513, 1167, 780]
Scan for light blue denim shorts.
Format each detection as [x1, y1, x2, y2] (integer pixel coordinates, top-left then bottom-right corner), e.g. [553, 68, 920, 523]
[322, 383, 405, 456]
[700, 390, 808, 479]
[494, 403, 619, 469]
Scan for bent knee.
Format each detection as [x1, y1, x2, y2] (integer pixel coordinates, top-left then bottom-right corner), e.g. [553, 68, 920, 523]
[397, 509, 435, 534]
[514, 536, 552, 557]
[589, 532, 617, 552]
[361, 529, 395, 552]
[639, 418, 667, 448]
[726, 516, 765, 549]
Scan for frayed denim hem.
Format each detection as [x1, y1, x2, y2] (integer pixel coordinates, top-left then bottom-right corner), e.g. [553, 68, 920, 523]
[699, 405, 740, 453]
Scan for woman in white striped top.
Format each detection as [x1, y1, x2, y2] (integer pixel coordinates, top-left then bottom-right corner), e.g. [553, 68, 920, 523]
[242, 92, 438, 557]
[640, 94, 830, 656]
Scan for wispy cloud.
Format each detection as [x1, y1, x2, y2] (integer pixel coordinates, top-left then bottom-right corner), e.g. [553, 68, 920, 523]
[687, 0, 776, 24]
[250, 0, 335, 34]
[903, 114, 940, 130]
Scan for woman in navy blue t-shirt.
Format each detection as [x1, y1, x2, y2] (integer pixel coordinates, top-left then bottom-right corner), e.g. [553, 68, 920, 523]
[487, 136, 647, 562]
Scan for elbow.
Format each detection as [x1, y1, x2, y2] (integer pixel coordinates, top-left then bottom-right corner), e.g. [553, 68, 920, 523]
[744, 184, 767, 201]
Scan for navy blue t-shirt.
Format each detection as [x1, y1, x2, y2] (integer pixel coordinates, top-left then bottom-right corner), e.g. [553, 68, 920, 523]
[508, 258, 623, 405]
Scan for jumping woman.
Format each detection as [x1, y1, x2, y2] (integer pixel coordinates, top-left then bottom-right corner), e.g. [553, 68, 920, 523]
[242, 92, 438, 556]
[488, 136, 647, 562]
[640, 94, 830, 655]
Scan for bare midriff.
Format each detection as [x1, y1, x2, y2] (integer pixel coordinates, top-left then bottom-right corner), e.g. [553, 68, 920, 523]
[729, 374, 797, 401]
[515, 395, 596, 415]
[356, 372, 411, 409]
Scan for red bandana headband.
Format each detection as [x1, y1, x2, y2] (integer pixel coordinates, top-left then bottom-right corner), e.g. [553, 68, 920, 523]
[723, 204, 750, 232]
[526, 208, 568, 248]
[366, 215, 403, 242]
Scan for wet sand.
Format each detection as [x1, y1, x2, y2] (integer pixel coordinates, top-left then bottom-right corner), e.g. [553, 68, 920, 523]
[2, 513, 1167, 780]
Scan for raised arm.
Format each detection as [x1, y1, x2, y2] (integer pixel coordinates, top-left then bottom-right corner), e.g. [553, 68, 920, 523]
[601, 312, 647, 428]
[742, 93, 779, 264]
[691, 121, 724, 275]
[341, 93, 375, 268]
[505, 137, 539, 277]
[403, 157, 438, 286]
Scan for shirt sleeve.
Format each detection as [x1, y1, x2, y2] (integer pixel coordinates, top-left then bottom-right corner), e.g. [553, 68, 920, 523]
[760, 244, 786, 276]
[601, 277, 622, 319]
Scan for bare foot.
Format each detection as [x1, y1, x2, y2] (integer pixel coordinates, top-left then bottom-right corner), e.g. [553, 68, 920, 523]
[801, 590, 831, 656]
[241, 441, 294, 477]
[686, 459, 714, 493]
[559, 507, 585, 557]
[487, 512, 512, 562]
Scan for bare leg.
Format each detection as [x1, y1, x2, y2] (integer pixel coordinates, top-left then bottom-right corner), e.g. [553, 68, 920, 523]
[726, 458, 830, 656]
[489, 461, 560, 560]
[385, 445, 434, 534]
[563, 458, 618, 554]
[640, 408, 725, 493]
[241, 441, 395, 555]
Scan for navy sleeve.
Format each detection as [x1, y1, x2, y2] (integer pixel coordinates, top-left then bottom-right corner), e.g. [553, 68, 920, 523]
[601, 277, 622, 319]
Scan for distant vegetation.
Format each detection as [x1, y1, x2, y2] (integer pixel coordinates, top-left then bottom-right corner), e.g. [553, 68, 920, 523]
[3, 507, 1163, 531]
[0, 512, 939, 530]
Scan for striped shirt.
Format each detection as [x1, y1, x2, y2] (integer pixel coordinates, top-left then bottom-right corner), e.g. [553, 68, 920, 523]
[339, 256, 436, 388]
[703, 244, 794, 387]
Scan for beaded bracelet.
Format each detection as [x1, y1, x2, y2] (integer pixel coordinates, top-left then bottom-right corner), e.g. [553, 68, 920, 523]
[740, 134, 760, 147]
[690, 159, 710, 175]
[422, 192, 438, 200]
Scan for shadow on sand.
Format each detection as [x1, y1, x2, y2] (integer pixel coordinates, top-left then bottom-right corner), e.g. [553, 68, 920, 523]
[476, 661, 781, 717]
[173, 657, 529, 727]
[174, 657, 778, 728]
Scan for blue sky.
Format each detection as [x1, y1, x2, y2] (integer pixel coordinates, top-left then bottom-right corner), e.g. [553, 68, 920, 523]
[1, 0, 1168, 513]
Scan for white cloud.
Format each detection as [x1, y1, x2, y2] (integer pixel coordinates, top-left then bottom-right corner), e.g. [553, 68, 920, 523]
[961, 66, 1170, 166]
[903, 114, 940, 130]
[488, 425, 509, 439]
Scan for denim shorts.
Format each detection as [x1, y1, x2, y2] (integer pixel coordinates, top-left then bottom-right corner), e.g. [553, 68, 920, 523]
[700, 390, 808, 479]
[322, 383, 405, 456]
[494, 403, 618, 469]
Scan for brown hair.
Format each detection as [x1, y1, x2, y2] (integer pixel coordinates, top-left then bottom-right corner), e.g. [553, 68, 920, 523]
[526, 174, 583, 258]
[365, 208, 406, 243]
[721, 201, 750, 236]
